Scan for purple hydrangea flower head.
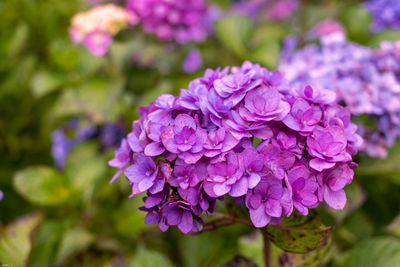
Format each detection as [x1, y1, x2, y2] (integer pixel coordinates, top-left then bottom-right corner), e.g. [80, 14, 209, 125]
[0, 190, 3, 201]
[126, 0, 218, 43]
[265, 0, 300, 21]
[110, 61, 360, 233]
[307, 19, 345, 40]
[280, 34, 400, 157]
[365, 0, 400, 32]
[245, 175, 293, 227]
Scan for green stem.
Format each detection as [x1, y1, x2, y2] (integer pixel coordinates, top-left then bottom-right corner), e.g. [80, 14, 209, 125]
[262, 227, 272, 267]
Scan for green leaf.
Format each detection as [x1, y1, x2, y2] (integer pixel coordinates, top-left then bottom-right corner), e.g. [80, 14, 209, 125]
[343, 237, 400, 267]
[0, 213, 42, 267]
[215, 15, 252, 58]
[128, 246, 174, 267]
[29, 221, 67, 267]
[113, 197, 150, 237]
[54, 228, 94, 265]
[267, 212, 332, 253]
[369, 30, 400, 48]
[250, 41, 280, 69]
[13, 166, 71, 206]
[31, 70, 63, 98]
[342, 6, 372, 42]
[386, 215, 400, 238]
[65, 142, 107, 205]
[277, 235, 332, 267]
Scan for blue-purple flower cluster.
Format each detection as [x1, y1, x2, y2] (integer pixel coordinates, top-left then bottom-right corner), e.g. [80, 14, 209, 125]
[109, 61, 360, 233]
[126, 0, 218, 43]
[365, 0, 400, 32]
[52, 119, 125, 169]
[279, 34, 400, 158]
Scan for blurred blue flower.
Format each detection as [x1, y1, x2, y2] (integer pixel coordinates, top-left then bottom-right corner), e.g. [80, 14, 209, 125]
[365, 0, 400, 32]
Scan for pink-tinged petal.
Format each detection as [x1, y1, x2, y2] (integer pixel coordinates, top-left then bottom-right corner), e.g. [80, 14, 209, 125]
[250, 126, 274, 140]
[248, 173, 261, 189]
[282, 114, 301, 131]
[138, 178, 155, 192]
[250, 205, 270, 228]
[178, 212, 194, 234]
[265, 199, 282, 217]
[229, 178, 248, 197]
[83, 31, 112, 57]
[161, 126, 178, 153]
[222, 132, 241, 152]
[294, 202, 308, 216]
[213, 182, 231, 196]
[144, 142, 165, 156]
[309, 158, 336, 171]
[174, 114, 196, 129]
[324, 188, 346, 210]
[179, 151, 203, 164]
[203, 181, 219, 198]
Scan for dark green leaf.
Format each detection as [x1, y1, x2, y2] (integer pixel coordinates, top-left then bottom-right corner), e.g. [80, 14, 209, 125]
[267, 212, 332, 253]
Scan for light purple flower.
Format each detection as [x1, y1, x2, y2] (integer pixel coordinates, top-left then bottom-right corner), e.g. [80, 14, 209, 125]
[258, 142, 295, 179]
[169, 159, 207, 190]
[82, 31, 112, 57]
[161, 114, 206, 164]
[307, 126, 351, 171]
[204, 152, 246, 197]
[283, 98, 322, 133]
[160, 201, 204, 233]
[245, 175, 293, 228]
[287, 164, 318, 215]
[183, 48, 203, 73]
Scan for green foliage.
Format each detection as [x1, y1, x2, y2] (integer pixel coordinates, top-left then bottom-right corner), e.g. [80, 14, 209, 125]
[0, 213, 42, 267]
[128, 246, 174, 267]
[267, 212, 332, 253]
[13, 166, 71, 206]
[343, 237, 400, 267]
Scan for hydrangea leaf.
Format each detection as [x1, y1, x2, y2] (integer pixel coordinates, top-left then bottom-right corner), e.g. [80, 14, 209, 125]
[386, 214, 400, 238]
[250, 41, 280, 69]
[0, 213, 42, 267]
[31, 69, 63, 98]
[215, 15, 252, 58]
[267, 212, 332, 253]
[128, 246, 173, 267]
[277, 235, 332, 267]
[65, 142, 107, 205]
[13, 166, 71, 206]
[54, 228, 94, 265]
[29, 221, 67, 267]
[343, 237, 400, 267]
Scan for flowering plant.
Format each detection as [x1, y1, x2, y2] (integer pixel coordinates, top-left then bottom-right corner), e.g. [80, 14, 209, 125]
[109, 61, 361, 234]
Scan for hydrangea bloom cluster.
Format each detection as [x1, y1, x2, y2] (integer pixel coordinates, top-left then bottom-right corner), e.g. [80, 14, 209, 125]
[69, 4, 137, 56]
[52, 119, 125, 169]
[279, 33, 400, 158]
[109, 61, 360, 233]
[126, 0, 218, 43]
[365, 0, 400, 32]
[232, 0, 300, 22]
[182, 48, 203, 73]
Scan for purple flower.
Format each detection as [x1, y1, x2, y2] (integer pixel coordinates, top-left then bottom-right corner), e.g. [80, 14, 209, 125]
[239, 85, 290, 123]
[245, 175, 293, 227]
[203, 128, 240, 157]
[169, 159, 207, 190]
[240, 148, 264, 189]
[51, 129, 75, 169]
[317, 163, 353, 210]
[160, 201, 204, 233]
[0, 190, 3, 201]
[307, 126, 351, 171]
[204, 152, 246, 197]
[287, 164, 318, 215]
[127, 0, 217, 43]
[124, 154, 159, 196]
[365, 0, 400, 32]
[178, 183, 217, 213]
[283, 98, 322, 133]
[265, 0, 300, 21]
[183, 48, 203, 73]
[258, 142, 295, 179]
[161, 114, 206, 164]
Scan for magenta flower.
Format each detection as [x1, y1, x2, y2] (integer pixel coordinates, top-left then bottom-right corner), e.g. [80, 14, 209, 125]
[161, 114, 206, 164]
[109, 61, 360, 233]
[307, 126, 351, 171]
[245, 175, 293, 228]
[204, 152, 246, 197]
[287, 164, 319, 215]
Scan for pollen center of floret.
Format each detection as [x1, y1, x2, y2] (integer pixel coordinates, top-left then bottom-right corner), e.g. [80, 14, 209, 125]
[184, 140, 188, 144]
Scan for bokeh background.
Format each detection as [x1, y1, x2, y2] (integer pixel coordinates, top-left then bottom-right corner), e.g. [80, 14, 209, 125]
[1, 0, 400, 266]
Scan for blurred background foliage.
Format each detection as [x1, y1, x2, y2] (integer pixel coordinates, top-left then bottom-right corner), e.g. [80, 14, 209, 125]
[1, 0, 400, 266]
